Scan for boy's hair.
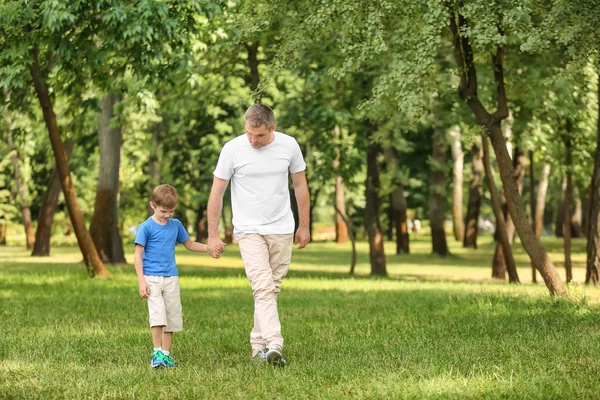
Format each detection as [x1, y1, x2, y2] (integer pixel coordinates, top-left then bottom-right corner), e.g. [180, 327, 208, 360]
[244, 104, 275, 129]
[151, 184, 178, 209]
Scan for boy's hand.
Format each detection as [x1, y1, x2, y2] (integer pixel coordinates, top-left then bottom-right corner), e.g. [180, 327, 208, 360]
[139, 281, 150, 298]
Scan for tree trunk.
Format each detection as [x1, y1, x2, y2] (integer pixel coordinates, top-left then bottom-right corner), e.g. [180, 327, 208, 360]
[89, 93, 126, 264]
[246, 41, 260, 93]
[195, 203, 208, 242]
[535, 163, 551, 238]
[587, 73, 600, 285]
[383, 145, 409, 254]
[147, 120, 163, 217]
[0, 224, 7, 244]
[463, 144, 483, 248]
[332, 125, 349, 244]
[32, 139, 74, 256]
[562, 125, 573, 282]
[334, 175, 348, 243]
[492, 147, 525, 280]
[365, 124, 386, 275]
[449, 125, 464, 242]
[449, 12, 563, 295]
[529, 150, 536, 283]
[429, 128, 449, 256]
[6, 129, 35, 249]
[571, 187, 583, 238]
[334, 205, 357, 275]
[221, 204, 233, 244]
[482, 136, 519, 283]
[28, 49, 110, 278]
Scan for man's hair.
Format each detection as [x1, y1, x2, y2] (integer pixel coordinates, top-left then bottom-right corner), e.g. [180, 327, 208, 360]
[151, 184, 178, 209]
[244, 104, 275, 129]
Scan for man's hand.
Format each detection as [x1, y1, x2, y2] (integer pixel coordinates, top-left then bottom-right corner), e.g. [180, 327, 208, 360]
[139, 280, 150, 299]
[294, 226, 310, 249]
[208, 236, 226, 259]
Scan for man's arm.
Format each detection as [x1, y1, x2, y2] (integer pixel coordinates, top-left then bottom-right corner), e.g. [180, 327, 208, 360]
[134, 244, 150, 298]
[291, 171, 310, 249]
[206, 176, 229, 257]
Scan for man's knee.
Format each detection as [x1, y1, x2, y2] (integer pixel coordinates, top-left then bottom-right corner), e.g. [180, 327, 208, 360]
[253, 286, 276, 302]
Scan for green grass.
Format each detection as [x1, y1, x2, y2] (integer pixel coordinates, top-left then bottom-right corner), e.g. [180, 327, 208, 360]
[2, 234, 600, 399]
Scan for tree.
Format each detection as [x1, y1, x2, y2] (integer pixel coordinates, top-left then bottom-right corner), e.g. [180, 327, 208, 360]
[463, 143, 484, 248]
[448, 4, 565, 295]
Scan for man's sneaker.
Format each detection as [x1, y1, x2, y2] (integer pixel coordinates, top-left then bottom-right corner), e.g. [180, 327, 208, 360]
[266, 348, 287, 367]
[151, 350, 166, 368]
[162, 353, 177, 368]
[251, 349, 267, 364]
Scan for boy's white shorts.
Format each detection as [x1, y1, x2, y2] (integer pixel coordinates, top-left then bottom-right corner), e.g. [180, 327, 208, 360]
[144, 275, 183, 332]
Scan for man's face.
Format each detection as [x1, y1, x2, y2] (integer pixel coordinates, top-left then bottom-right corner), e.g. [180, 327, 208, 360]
[150, 202, 175, 224]
[245, 122, 275, 149]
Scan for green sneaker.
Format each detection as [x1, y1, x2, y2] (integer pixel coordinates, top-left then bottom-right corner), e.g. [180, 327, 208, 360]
[161, 352, 177, 368]
[151, 350, 166, 368]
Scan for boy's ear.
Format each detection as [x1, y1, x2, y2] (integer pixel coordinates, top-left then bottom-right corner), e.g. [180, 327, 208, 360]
[149, 201, 155, 210]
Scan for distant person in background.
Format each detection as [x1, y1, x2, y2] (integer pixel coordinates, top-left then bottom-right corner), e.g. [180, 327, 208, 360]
[206, 104, 310, 367]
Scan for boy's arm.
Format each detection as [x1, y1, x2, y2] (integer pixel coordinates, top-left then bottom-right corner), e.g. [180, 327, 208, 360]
[135, 244, 150, 298]
[182, 239, 208, 253]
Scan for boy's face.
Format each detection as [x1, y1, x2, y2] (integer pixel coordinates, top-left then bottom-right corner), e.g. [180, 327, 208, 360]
[150, 202, 176, 224]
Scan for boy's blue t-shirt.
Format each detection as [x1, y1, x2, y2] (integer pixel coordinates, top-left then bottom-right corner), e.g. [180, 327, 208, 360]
[134, 217, 190, 276]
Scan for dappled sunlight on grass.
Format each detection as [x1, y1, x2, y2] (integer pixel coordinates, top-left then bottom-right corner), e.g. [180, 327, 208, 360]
[2, 236, 600, 398]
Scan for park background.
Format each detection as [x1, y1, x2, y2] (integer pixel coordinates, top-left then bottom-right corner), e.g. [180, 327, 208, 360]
[1, 0, 600, 398]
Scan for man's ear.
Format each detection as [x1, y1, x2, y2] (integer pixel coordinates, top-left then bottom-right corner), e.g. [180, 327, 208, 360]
[271, 124, 277, 132]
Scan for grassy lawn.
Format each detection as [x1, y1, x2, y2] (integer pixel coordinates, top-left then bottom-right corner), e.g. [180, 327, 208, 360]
[2, 234, 600, 399]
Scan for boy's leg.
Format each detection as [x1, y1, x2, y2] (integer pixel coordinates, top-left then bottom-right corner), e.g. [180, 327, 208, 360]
[162, 332, 173, 353]
[163, 276, 183, 337]
[146, 275, 168, 345]
[238, 234, 277, 352]
[151, 326, 165, 348]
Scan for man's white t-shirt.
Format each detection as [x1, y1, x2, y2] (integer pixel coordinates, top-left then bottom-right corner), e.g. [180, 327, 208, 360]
[213, 131, 306, 237]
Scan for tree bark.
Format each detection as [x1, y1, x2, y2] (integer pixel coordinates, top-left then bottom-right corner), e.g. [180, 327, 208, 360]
[196, 203, 208, 242]
[89, 93, 126, 264]
[383, 145, 409, 254]
[246, 41, 260, 93]
[449, 11, 564, 295]
[147, 120, 163, 217]
[429, 128, 449, 256]
[482, 136, 519, 283]
[335, 204, 357, 275]
[535, 163, 551, 238]
[332, 125, 349, 244]
[450, 125, 464, 242]
[529, 150, 537, 283]
[562, 124, 573, 282]
[0, 224, 7, 244]
[365, 124, 386, 275]
[28, 48, 110, 278]
[463, 144, 483, 248]
[32, 139, 74, 256]
[6, 128, 35, 249]
[492, 147, 525, 280]
[586, 73, 600, 285]
[572, 187, 583, 238]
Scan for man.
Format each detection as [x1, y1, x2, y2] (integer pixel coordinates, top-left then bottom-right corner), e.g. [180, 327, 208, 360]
[207, 104, 310, 367]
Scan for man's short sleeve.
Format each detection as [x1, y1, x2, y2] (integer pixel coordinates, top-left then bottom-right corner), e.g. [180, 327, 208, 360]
[175, 219, 190, 244]
[213, 142, 234, 180]
[289, 138, 307, 174]
[134, 223, 148, 247]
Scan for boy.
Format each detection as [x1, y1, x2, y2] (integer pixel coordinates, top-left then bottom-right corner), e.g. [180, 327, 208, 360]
[135, 184, 217, 368]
